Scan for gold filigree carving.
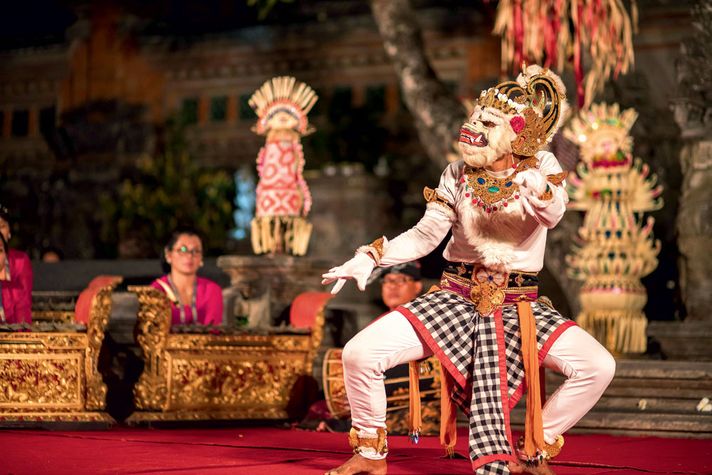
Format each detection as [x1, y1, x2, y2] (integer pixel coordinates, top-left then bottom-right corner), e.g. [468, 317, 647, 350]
[357, 236, 387, 266]
[167, 357, 307, 410]
[32, 311, 74, 323]
[129, 286, 171, 411]
[0, 355, 82, 408]
[85, 286, 115, 410]
[129, 285, 318, 420]
[423, 187, 454, 212]
[0, 282, 117, 423]
[307, 305, 326, 375]
[126, 408, 288, 422]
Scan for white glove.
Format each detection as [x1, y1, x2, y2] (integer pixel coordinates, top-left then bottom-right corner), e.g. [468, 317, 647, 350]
[321, 253, 376, 294]
[513, 169, 550, 217]
[512, 168, 548, 197]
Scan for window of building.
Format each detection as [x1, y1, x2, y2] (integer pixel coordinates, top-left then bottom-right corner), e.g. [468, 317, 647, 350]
[210, 96, 228, 122]
[39, 106, 56, 136]
[329, 86, 353, 119]
[181, 98, 199, 125]
[365, 85, 386, 114]
[239, 94, 254, 120]
[11, 110, 29, 137]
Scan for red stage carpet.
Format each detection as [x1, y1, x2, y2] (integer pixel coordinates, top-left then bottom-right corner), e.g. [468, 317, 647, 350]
[1, 426, 710, 474]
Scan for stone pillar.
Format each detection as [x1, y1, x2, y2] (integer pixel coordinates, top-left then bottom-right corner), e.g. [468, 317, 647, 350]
[307, 166, 394, 261]
[650, 1, 712, 359]
[217, 255, 332, 326]
[661, 134, 712, 360]
[676, 140, 712, 322]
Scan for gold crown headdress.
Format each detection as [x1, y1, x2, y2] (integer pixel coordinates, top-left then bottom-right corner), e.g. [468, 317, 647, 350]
[249, 76, 319, 135]
[475, 88, 524, 116]
[475, 67, 566, 157]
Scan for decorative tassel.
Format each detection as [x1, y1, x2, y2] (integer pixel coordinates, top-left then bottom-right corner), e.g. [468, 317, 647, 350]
[408, 360, 422, 444]
[250, 216, 313, 256]
[439, 370, 458, 457]
[577, 310, 647, 354]
[517, 301, 545, 459]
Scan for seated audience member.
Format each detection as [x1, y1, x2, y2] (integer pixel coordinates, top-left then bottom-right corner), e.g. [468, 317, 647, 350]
[151, 228, 223, 326]
[378, 262, 423, 311]
[0, 206, 32, 324]
[40, 246, 64, 263]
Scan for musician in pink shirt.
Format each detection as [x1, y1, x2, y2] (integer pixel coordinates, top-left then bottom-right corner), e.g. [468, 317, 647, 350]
[150, 228, 223, 326]
[0, 206, 33, 324]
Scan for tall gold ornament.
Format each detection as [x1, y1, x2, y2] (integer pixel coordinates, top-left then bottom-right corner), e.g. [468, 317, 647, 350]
[249, 76, 318, 256]
[565, 103, 662, 354]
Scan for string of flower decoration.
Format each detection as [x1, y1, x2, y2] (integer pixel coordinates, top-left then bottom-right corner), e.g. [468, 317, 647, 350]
[493, 0, 638, 108]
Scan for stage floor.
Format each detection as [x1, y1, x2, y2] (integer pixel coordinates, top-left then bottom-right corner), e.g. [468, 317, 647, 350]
[1, 426, 710, 474]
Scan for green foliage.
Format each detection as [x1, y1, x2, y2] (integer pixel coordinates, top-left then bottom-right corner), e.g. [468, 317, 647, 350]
[100, 120, 235, 258]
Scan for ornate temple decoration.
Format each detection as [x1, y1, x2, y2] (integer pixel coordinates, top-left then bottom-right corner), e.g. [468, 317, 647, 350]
[249, 76, 318, 256]
[493, 0, 637, 107]
[128, 286, 328, 422]
[565, 103, 663, 354]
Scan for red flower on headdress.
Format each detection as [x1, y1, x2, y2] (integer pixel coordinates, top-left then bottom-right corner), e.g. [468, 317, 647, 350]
[510, 115, 526, 134]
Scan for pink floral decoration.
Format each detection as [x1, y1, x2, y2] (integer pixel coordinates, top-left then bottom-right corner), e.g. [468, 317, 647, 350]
[510, 115, 526, 134]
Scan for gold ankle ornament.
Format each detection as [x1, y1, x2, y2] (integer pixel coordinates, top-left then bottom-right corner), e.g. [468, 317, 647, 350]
[517, 435, 564, 466]
[348, 428, 388, 456]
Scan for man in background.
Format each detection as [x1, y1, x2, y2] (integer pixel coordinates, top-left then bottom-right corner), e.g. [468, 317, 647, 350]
[304, 262, 429, 433]
[378, 262, 423, 311]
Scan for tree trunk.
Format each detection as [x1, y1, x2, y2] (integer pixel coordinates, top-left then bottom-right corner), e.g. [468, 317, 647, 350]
[370, 0, 466, 167]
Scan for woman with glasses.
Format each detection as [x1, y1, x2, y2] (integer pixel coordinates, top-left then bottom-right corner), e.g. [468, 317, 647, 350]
[151, 228, 223, 326]
[0, 205, 33, 324]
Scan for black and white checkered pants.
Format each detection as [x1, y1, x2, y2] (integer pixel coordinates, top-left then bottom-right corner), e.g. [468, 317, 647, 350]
[400, 290, 573, 474]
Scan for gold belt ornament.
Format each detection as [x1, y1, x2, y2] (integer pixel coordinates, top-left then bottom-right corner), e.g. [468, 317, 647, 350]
[469, 268, 507, 315]
[441, 265, 540, 315]
[470, 279, 506, 316]
[441, 268, 509, 316]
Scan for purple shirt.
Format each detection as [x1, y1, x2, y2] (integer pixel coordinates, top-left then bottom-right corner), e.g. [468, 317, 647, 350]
[1, 249, 33, 324]
[150, 275, 223, 326]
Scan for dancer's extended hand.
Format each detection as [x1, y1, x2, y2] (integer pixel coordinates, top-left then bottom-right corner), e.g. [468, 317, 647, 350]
[513, 168, 550, 217]
[512, 168, 548, 196]
[321, 253, 375, 294]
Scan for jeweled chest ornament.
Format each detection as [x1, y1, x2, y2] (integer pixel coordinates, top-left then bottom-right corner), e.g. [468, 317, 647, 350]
[461, 157, 537, 213]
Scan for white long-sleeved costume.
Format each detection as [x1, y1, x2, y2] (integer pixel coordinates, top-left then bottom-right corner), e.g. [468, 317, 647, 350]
[324, 67, 615, 473]
[381, 151, 568, 272]
[337, 152, 614, 471]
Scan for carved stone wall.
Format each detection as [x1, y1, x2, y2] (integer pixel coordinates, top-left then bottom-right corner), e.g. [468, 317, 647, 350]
[671, 0, 712, 322]
[676, 140, 712, 321]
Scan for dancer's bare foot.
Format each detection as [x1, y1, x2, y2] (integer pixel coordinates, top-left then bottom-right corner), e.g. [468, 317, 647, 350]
[507, 460, 556, 475]
[324, 454, 387, 475]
